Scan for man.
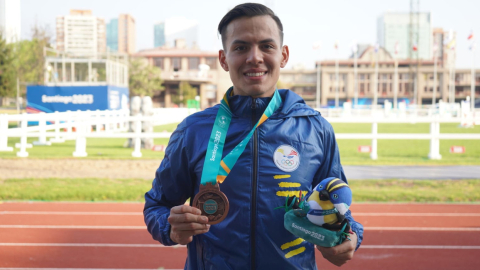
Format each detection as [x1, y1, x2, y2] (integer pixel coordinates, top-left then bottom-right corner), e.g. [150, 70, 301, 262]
[144, 3, 363, 269]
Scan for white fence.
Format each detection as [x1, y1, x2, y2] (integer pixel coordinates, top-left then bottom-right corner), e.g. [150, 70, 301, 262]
[0, 107, 479, 159]
[0, 108, 195, 158]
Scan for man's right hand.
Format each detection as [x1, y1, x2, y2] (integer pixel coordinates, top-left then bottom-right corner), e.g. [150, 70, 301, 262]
[168, 205, 210, 245]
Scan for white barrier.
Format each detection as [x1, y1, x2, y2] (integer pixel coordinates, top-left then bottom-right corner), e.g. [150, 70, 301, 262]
[0, 108, 194, 158]
[1, 108, 478, 159]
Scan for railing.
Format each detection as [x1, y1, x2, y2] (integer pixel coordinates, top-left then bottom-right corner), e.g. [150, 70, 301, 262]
[1, 107, 478, 159]
[0, 108, 195, 158]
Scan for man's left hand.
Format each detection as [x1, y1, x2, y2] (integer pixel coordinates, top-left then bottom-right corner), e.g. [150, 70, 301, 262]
[316, 232, 357, 267]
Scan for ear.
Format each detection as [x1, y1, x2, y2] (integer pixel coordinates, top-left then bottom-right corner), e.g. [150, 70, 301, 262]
[219, 49, 229, 71]
[280, 45, 289, 68]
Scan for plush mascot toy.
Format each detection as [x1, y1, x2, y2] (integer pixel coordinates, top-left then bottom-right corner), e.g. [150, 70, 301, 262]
[305, 177, 352, 231]
[279, 177, 353, 247]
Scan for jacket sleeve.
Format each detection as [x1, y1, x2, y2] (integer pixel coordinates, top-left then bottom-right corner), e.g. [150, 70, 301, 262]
[143, 125, 194, 246]
[313, 117, 364, 251]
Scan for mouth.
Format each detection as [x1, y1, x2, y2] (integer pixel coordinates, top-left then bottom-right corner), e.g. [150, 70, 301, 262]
[244, 71, 267, 78]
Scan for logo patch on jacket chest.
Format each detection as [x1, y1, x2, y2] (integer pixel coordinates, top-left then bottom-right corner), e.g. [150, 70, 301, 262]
[273, 145, 300, 172]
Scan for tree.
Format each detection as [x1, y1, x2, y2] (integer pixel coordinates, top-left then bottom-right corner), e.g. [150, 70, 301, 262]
[0, 32, 15, 98]
[172, 81, 197, 106]
[129, 57, 163, 97]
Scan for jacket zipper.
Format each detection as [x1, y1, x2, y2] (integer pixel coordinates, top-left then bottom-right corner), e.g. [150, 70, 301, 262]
[250, 98, 258, 270]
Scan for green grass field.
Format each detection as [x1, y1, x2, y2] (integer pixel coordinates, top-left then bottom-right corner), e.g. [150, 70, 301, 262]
[1, 122, 479, 165]
[1, 178, 478, 203]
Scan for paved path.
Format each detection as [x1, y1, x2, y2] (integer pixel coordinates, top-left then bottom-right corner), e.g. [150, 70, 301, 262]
[344, 166, 480, 180]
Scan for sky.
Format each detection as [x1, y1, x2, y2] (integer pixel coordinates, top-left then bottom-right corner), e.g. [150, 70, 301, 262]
[21, 0, 480, 69]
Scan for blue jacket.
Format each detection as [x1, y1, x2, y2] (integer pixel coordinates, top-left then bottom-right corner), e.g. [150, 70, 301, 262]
[144, 89, 364, 270]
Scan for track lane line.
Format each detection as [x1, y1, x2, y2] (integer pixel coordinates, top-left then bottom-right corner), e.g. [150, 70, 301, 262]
[1, 243, 479, 250]
[1, 225, 479, 231]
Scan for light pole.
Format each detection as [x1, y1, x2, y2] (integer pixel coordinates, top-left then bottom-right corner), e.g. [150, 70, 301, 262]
[352, 41, 358, 108]
[335, 41, 339, 108]
[373, 43, 379, 111]
[394, 41, 399, 110]
[313, 41, 322, 108]
[432, 43, 438, 108]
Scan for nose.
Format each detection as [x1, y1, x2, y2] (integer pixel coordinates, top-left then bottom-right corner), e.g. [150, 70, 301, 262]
[246, 46, 263, 65]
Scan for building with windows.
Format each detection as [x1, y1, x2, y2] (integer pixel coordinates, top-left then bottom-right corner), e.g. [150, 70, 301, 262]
[106, 14, 136, 54]
[377, 12, 432, 60]
[56, 10, 106, 56]
[280, 43, 479, 108]
[0, 0, 21, 43]
[135, 39, 230, 108]
[153, 17, 198, 48]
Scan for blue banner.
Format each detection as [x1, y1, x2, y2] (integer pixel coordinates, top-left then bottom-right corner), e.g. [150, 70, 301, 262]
[26, 85, 129, 113]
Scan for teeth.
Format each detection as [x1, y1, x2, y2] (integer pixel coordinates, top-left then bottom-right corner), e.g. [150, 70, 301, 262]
[245, 72, 265, 77]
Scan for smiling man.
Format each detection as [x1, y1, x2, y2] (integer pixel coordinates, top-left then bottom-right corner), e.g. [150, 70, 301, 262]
[144, 3, 363, 269]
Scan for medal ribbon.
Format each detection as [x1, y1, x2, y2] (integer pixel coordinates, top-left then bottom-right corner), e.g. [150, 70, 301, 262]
[200, 87, 282, 185]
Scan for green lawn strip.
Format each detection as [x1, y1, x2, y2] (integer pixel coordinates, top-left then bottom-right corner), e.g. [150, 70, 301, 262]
[1, 178, 479, 203]
[349, 179, 480, 203]
[0, 178, 152, 201]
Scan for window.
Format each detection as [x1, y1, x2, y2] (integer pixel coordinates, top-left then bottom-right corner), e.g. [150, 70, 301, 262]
[172, 57, 181, 71]
[153, 57, 163, 69]
[188, 57, 200, 70]
[205, 57, 217, 69]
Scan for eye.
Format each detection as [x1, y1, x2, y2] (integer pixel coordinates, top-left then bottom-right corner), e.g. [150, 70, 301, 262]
[332, 194, 339, 199]
[234, 46, 246, 51]
[263, 44, 274, 49]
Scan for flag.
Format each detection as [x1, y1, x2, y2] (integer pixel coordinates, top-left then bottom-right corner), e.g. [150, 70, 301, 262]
[288, 150, 298, 156]
[446, 39, 456, 50]
[334, 41, 339, 50]
[412, 43, 418, 51]
[394, 41, 399, 55]
[467, 30, 474, 40]
[351, 40, 358, 54]
[374, 43, 379, 53]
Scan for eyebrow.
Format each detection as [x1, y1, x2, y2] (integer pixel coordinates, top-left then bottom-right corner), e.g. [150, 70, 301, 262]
[231, 38, 277, 46]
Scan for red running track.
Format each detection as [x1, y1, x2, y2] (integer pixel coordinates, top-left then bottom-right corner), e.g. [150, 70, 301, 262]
[1, 202, 479, 270]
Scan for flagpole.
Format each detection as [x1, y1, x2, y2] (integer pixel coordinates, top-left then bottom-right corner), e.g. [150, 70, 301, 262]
[472, 46, 475, 111]
[432, 44, 438, 108]
[354, 48, 358, 108]
[313, 42, 321, 109]
[373, 45, 379, 111]
[394, 42, 399, 110]
[335, 44, 339, 108]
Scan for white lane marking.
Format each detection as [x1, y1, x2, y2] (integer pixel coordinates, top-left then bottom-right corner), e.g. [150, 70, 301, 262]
[0, 268, 181, 270]
[365, 227, 480, 231]
[1, 225, 478, 232]
[0, 243, 479, 250]
[361, 245, 480, 249]
[0, 225, 146, 229]
[355, 213, 480, 217]
[0, 211, 142, 215]
[0, 243, 185, 248]
[2, 211, 479, 217]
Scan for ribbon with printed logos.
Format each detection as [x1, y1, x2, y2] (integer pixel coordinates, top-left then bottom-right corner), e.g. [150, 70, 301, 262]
[193, 87, 281, 224]
[200, 87, 282, 185]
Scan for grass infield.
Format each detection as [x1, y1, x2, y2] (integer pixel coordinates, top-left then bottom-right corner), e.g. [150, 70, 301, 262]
[0, 178, 479, 203]
[1, 122, 479, 165]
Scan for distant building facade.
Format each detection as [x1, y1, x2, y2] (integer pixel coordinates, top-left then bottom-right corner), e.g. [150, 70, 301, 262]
[0, 0, 21, 43]
[106, 14, 136, 54]
[56, 10, 106, 56]
[135, 40, 230, 108]
[153, 17, 198, 48]
[279, 44, 479, 108]
[377, 12, 432, 60]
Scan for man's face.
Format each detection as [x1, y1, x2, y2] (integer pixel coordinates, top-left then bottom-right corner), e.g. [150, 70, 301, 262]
[219, 15, 289, 98]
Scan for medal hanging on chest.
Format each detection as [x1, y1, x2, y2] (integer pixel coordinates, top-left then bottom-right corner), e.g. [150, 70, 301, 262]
[194, 88, 282, 225]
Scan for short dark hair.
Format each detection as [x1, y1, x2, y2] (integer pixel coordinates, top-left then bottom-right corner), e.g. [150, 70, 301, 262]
[218, 3, 284, 49]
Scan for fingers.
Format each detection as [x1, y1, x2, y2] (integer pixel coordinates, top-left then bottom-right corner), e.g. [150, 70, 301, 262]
[316, 233, 358, 267]
[168, 205, 211, 245]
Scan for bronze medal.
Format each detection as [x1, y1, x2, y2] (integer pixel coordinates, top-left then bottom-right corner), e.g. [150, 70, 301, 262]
[192, 182, 230, 225]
